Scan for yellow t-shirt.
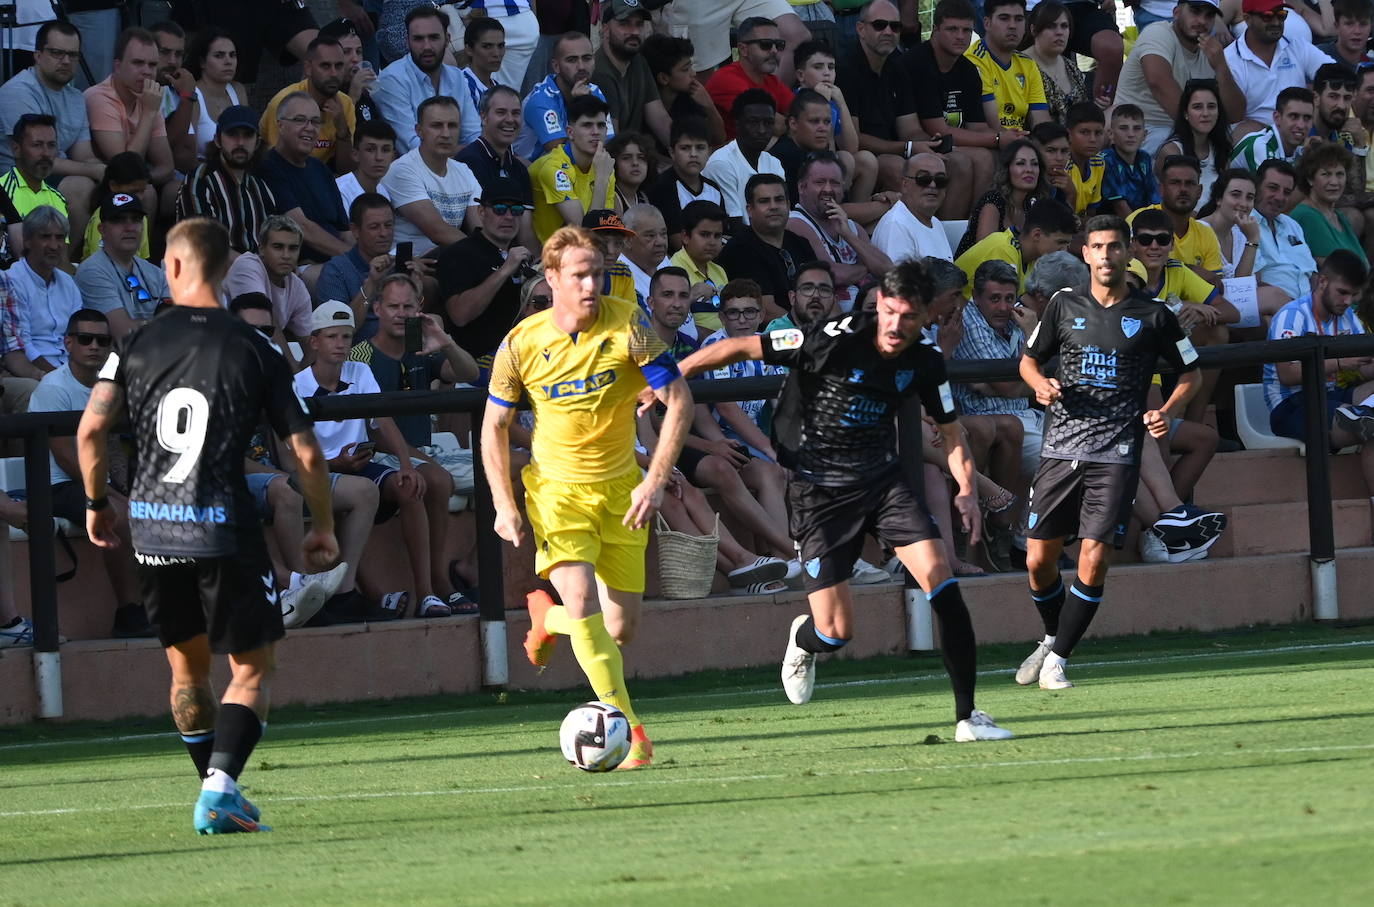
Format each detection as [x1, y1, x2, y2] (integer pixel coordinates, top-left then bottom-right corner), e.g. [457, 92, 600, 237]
[488, 296, 669, 483]
[602, 260, 637, 307]
[668, 249, 727, 333]
[1127, 258, 1219, 305]
[1127, 206, 1224, 273]
[954, 228, 1024, 298]
[530, 142, 617, 244]
[965, 43, 1049, 130]
[78, 209, 151, 262]
[259, 80, 357, 164]
[1070, 154, 1105, 216]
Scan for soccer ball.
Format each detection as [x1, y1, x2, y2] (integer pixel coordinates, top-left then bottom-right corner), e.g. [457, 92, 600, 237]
[560, 702, 631, 772]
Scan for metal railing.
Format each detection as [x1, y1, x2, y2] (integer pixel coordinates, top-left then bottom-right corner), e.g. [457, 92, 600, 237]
[5, 334, 1373, 716]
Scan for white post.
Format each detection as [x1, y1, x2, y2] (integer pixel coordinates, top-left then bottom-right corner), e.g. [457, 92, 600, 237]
[905, 586, 934, 651]
[34, 650, 62, 719]
[1311, 558, 1339, 621]
[480, 619, 508, 687]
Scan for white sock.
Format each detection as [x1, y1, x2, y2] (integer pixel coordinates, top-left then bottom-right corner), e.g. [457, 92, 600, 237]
[201, 767, 236, 794]
[1042, 651, 1067, 672]
[1042, 634, 1056, 647]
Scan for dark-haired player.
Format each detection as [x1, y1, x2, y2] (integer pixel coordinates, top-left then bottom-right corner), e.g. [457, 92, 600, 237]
[678, 259, 1014, 742]
[77, 217, 339, 834]
[1017, 214, 1201, 691]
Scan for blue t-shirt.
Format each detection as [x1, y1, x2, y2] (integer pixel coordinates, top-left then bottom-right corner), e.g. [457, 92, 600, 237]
[255, 149, 348, 262]
[517, 74, 615, 160]
[1102, 146, 1160, 211]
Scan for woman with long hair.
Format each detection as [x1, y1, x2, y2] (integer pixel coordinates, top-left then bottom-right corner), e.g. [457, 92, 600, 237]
[187, 28, 246, 162]
[955, 139, 1052, 257]
[1292, 141, 1369, 266]
[607, 133, 657, 211]
[1157, 79, 1232, 213]
[1023, 2, 1102, 122]
[1199, 168, 1291, 318]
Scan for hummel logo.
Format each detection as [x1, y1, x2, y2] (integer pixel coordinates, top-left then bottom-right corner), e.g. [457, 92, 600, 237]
[262, 572, 278, 606]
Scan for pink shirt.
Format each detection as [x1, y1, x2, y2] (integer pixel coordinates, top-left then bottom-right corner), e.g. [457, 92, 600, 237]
[84, 75, 167, 146]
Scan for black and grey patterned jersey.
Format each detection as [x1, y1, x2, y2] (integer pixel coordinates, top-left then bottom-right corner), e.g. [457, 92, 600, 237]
[98, 307, 313, 557]
[1024, 288, 1198, 466]
[761, 311, 957, 487]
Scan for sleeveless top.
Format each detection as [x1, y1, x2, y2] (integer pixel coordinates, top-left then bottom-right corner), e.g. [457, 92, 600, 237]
[194, 84, 242, 161]
[788, 205, 860, 311]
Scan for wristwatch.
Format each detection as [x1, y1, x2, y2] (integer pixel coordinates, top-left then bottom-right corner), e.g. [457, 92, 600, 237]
[86, 495, 109, 512]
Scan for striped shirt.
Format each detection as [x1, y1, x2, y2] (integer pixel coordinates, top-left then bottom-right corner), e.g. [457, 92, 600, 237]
[175, 163, 277, 255]
[950, 301, 1029, 416]
[1230, 124, 1299, 172]
[0, 271, 23, 357]
[1262, 294, 1365, 409]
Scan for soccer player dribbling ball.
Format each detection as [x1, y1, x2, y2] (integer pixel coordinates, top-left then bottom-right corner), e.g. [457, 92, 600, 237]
[1017, 214, 1202, 691]
[76, 217, 339, 834]
[677, 258, 1014, 743]
[482, 226, 694, 771]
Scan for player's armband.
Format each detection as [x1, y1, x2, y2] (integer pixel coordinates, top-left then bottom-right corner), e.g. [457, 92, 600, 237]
[640, 351, 681, 390]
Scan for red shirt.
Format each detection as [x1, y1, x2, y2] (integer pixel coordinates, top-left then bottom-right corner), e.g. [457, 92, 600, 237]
[705, 62, 794, 140]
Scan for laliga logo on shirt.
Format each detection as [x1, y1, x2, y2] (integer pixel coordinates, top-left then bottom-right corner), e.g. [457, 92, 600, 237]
[1121, 316, 1141, 339]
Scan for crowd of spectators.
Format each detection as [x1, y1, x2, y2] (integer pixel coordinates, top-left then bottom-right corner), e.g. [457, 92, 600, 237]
[5, 0, 1374, 649]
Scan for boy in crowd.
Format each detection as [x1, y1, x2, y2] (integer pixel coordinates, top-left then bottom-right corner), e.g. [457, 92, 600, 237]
[647, 116, 726, 248]
[1101, 104, 1159, 219]
[1066, 101, 1107, 217]
[1031, 121, 1077, 212]
[792, 39, 877, 204]
[669, 201, 730, 334]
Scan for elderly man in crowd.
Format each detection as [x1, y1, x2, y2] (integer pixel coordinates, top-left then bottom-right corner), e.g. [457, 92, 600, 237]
[8, 206, 83, 374]
[871, 152, 954, 264]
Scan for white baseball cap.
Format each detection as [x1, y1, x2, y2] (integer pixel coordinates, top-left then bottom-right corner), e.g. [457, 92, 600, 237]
[310, 300, 355, 333]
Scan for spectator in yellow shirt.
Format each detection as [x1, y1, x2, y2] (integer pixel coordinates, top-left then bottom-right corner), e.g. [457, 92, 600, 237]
[669, 200, 729, 333]
[966, 0, 1050, 132]
[1128, 154, 1224, 283]
[530, 95, 616, 243]
[1066, 101, 1106, 217]
[954, 196, 1077, 296]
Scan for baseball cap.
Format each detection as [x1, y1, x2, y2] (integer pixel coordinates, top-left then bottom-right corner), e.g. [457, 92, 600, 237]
[582, 209, 636, 236]
[216, 104, 259, 134]
[100, 192, 145, 221]
[310, 300, 356, 333]
[1241, 0, 1283, 11]
[602, 0, 651, 24]
[479, 177, 527, 206]
[1178, 0, 1221, 9]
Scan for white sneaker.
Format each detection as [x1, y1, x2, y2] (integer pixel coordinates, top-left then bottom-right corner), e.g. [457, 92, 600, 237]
[1039, 655, 1074, 690]
[1139, 528, 1169, 563]
[1014, 641, 1051, 685]
[954, 709, 1014, 742]
[281, 582, 330, 629]
[851, 558, 890, 585]
[783, 558, 804, 590]
[290, 562, 349, 599]
[0, 617, 34, 648]
[780, 614, 817, 705]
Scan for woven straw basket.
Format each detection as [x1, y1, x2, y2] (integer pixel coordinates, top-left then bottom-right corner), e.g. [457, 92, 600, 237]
[654, 512, 720, 600]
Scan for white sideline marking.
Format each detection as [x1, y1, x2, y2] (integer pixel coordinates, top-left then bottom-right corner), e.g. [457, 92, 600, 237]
[2, 638, 1372, 753]
[3, 742, 1373, 821]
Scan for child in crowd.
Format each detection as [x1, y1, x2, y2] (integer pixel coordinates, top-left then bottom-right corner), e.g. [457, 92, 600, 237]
[647, 116, 726, 250]
[1101, 103, 1160, 219]
[669, 200, 729, 333]
[1031, 121, 1077, 213]
[1065, 101, 1107, 217]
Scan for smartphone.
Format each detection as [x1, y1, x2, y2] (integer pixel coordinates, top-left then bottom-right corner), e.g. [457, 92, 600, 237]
[936, 134, 953, 154]
[394, 241, 413, 274]
[353, 441, 376, 457]
[359, 60, 375, 74]
[404, 316, 423, 354]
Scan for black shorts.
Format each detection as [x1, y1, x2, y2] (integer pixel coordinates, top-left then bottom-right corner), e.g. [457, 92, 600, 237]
[1023, 457, 1139, 548]
[188, 0, 318, 82]
[137, 532, 284, 655]
[787, 472, 939, 593]
[1065, 1, 1119, 58]
[51, 481, 84, 525]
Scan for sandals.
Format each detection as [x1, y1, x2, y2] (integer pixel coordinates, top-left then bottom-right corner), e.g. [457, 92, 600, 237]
[727, 556, 788, 587]
[447, 591, 480, 615]
[380, 591, 409, 618]
[417, 595, 452, 618]
[731, 579, 789, 596]
[980, 486, 1017, 516]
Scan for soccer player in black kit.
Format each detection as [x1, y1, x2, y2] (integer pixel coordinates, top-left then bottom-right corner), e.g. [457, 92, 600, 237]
[1018, 214, 1202, 691]
[76, 218, 339, 835]
[678, 258, 1014, 742]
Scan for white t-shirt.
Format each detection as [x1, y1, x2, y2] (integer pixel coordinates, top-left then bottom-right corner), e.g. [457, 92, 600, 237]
[702, 142, 785, 224]
[292, 361, 380, 458]
[381, 148, 482, 254]
[336, 172, 392, 218]
[1117, 23, 1220, 155]
[1223, 35, 1333, 122]
[29, 365, 93, 485]
[871, 203, 953, 264]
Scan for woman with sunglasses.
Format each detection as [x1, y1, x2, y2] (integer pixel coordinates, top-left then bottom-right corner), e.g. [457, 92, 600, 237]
[955, 139, 1052, 257]
[187, 28, 246, 163]
[607, 132, 656, 211]
[1157, 80, 1233, 214]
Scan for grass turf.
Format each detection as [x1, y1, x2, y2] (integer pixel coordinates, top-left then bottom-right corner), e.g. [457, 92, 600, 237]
[3, 624, 1373, 905]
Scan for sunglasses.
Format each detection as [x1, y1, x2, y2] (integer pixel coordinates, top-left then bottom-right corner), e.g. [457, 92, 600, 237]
[1251, 8, 1287, 20]
[489, 203, 528, 216]
[863, 18, 901, 31]
[722, 307, 762, 320]
[743, 38, 786, 51]
[124, 273, 152, 304]
[906, 171, 950, 188]
[1134, 232, 1172, 247]
[68, 331, 112, 347]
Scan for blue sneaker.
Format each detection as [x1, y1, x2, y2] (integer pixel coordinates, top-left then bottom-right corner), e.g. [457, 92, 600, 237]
[237, 790, 261, 823]
[194, 789, 270, 835]
[0, 617, 33, 648]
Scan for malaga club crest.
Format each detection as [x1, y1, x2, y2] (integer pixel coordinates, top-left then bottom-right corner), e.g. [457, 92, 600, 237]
[895, 370, 913, 391]
[1121, 316, 1141, 338]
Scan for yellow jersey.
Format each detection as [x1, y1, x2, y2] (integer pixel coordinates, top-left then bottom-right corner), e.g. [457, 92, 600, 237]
[954, 228, 1024, 298]
[530, 142, 617, 244]
[965, 43, 1048, 130]
[669, 249, 727, 333]
[488, 296, 672, 483]
[260, 80, 357, 164]
[1070, 154, 1105, 216]
[1127, 258, 1219, 305]
[601, 260, 637, 308]
[1127, 206, 1224, 273]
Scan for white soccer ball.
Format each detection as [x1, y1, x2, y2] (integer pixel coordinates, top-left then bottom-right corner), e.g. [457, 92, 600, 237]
[559, 701, 631, 772]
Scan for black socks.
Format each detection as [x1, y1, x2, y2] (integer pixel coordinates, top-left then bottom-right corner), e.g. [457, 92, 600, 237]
[206, 704, 264, 781]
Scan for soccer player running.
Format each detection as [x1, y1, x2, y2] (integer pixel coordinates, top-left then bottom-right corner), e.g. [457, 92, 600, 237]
[483, 227, 694, 771]
[1017, 214, 1201, 691]
[677, 259, 1014, 742]
[76, 218, 339, 834]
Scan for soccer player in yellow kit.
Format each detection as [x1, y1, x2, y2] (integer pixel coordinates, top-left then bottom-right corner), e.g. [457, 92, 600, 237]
[482, 227, 694, 770]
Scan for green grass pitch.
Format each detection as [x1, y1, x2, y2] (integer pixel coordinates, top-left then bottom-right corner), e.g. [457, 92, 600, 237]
[3, 624, 1374, 906]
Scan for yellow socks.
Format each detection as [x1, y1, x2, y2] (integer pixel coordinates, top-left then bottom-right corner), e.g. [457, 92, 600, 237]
[565, 612, 639, 727]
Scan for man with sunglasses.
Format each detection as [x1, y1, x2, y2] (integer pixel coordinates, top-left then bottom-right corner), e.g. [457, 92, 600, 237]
[872, 152, 954, 264]
[685, 2, 811, 85]
[1224, 0, 1335, 126]
[456, 85, 536, 250]
[437, 178, 536, 373]
[1115, 0, 1248, 157]
[30, 308, 153, 640]
[704, 17, 795, 141]
[74, 192, 168, 340]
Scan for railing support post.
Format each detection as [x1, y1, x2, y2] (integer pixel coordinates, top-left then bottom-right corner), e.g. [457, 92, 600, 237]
[24, 428, 63, 718]
[1301, 341, 1339, 621]
[469, 408, 508, 689]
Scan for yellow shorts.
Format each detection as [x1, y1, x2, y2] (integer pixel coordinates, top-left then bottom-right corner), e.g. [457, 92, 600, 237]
[523, 464, 648, 593]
